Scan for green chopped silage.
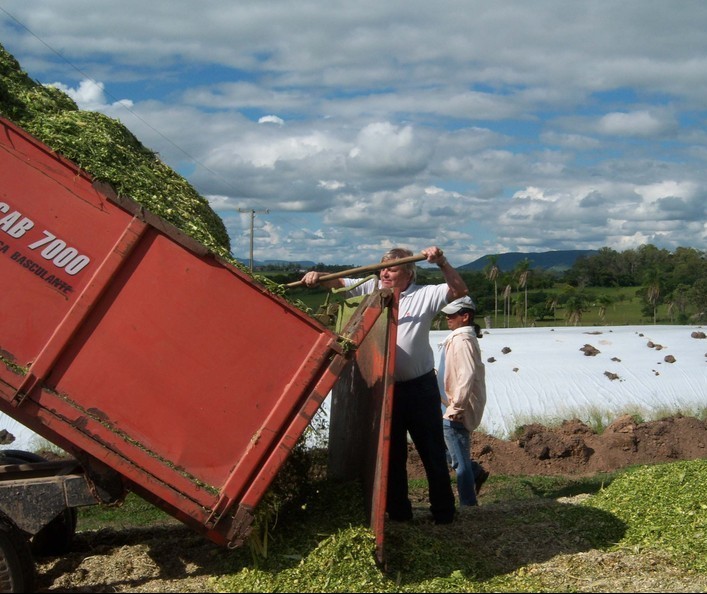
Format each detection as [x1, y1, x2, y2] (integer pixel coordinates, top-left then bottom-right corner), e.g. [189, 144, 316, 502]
[0, 42, 230, 258]
[586, 458, 707, 571]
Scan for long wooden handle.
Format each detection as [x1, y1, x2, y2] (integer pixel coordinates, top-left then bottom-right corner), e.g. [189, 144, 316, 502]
[285, 253, 427, 288]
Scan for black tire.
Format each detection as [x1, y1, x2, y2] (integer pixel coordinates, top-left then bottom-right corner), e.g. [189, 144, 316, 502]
[0, 519, 35, 593]
[0, 449, 46, 465]
[0, 449, 78, 556]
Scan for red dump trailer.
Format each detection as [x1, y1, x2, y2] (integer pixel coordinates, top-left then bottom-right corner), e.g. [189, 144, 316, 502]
[0, 117, 396, 591]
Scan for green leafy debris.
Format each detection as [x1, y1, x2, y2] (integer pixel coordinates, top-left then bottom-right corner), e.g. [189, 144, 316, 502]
[221, 527, 394, 593]
[586, 458, 707, 571]
[211, 460, 707, 592]
[0, 42, 229, 257]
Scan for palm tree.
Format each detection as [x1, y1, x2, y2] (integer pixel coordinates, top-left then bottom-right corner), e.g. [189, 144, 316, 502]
[564, 295, 586, 326]
[595, 294, 614, 323]
[561, 285, 588, 326]
[515, 258, 531, 327]
[546, 294, 559, 322]
[513, 293, 524, 325]
[643, 268, 661, 324]
[502, 284, 512, 328]
[484, 255, 501, 327]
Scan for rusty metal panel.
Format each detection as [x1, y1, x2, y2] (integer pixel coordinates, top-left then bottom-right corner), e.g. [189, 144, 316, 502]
[328, 290, 397, 565]
[0, 473, 92, 534]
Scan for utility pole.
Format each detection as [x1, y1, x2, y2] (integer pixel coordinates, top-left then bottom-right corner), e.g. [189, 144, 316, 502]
[239, 208, 269, 272]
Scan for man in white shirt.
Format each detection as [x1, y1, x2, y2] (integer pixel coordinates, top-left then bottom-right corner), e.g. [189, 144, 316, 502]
[301, 246, 468, 524]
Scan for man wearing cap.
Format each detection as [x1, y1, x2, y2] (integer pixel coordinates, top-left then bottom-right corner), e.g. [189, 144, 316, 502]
[301, 246, 467, 524]
[438, 296, 488, 507]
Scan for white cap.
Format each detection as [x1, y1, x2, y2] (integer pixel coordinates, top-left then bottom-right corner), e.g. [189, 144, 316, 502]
[442, 295, 476, 315]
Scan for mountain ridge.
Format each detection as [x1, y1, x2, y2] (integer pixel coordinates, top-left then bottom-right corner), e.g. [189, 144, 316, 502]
[239, 249, 598, 272]
[458, 249, 598, 272]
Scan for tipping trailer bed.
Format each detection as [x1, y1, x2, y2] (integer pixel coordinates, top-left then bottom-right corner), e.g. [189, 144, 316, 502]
[0, 116, 396, 588]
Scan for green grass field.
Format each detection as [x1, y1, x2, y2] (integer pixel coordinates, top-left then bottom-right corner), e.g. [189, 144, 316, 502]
[284, 284, 683, 329]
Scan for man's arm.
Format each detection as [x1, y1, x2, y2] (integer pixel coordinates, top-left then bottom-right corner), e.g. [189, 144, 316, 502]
[421, 246, 468, 301]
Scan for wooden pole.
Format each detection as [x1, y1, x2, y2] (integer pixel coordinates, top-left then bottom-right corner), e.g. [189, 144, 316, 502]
[238, 208, 269, 272]
[285, 253, 427, 288]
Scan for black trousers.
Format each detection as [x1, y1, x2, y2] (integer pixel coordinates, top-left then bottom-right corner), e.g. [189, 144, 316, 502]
[386, 370, 456, 522]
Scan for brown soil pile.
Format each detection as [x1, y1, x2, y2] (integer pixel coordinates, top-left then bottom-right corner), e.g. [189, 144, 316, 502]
[408, 414, 707, 479]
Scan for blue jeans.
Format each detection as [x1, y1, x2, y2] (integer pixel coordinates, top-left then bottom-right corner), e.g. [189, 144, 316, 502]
[443, 419, 478, 506]
[387, 370, 456, 523]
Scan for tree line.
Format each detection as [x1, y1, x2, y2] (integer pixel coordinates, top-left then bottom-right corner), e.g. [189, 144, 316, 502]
[263, 244, 706, 327]
[417, 245, 707, 327]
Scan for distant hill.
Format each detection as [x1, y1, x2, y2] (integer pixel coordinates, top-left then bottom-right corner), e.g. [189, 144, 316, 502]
[239, 250, 597, 273]
[236, 258, 316, 269]
[458, 250, 598, 273]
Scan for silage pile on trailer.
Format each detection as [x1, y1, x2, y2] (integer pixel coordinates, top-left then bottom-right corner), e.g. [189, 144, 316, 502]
[0, 42, 231, 260]
[0, 42, 306, 306]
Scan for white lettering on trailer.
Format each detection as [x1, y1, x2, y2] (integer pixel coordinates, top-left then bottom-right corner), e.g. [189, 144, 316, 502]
[0, 202, 91, 276]
[0, 209, 35, 238]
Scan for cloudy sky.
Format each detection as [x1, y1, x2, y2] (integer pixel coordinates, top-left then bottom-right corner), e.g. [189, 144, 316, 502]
[1, 1, 706, 266]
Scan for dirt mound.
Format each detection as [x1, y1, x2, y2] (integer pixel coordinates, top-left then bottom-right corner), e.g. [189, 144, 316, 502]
[408, 415, 707, 478]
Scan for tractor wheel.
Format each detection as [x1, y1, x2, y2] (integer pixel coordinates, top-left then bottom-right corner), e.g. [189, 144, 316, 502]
[0, 518, 35, 593]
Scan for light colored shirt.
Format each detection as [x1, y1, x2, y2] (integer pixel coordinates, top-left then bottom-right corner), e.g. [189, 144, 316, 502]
[343, 278, 449, 382]
[437, 326, 486, 432]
